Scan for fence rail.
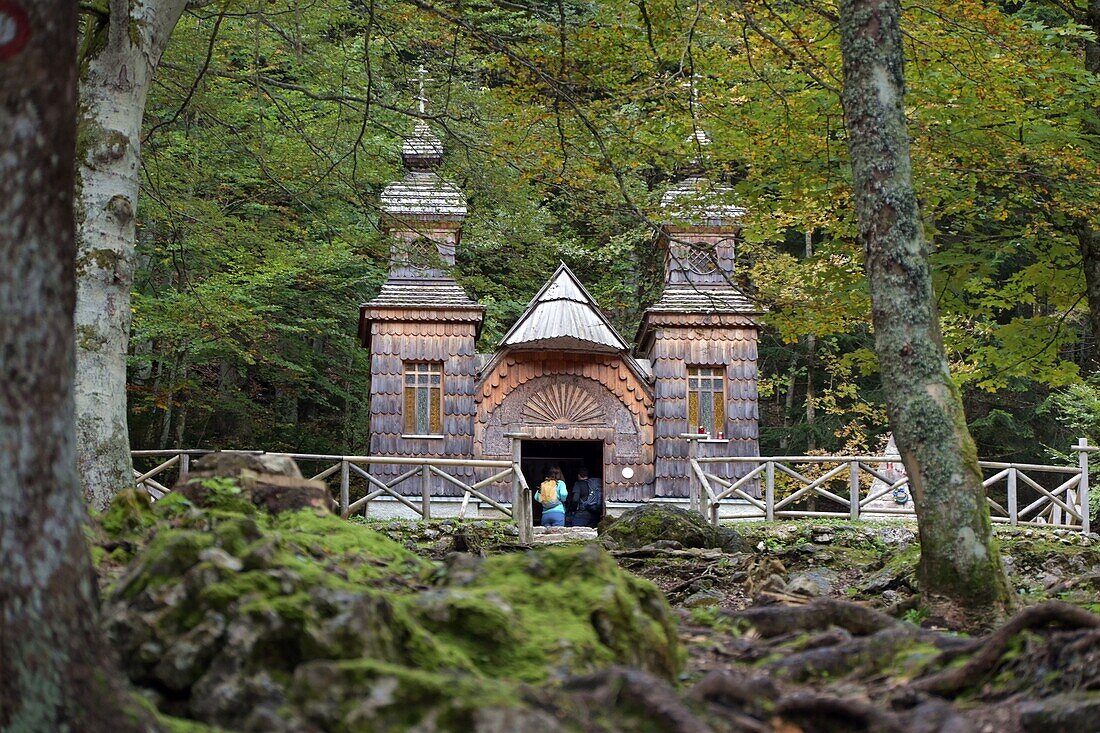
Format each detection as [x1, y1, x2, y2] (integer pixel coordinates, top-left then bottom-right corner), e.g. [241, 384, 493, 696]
[686, 435, 1093, 533]
[130, 448, 534, 543]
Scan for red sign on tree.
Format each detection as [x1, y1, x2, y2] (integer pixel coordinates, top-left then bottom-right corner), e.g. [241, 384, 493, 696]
[0, 1, 30, 60]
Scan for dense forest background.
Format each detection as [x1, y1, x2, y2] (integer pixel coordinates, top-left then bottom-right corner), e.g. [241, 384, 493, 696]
[128, 0, 1099, 466]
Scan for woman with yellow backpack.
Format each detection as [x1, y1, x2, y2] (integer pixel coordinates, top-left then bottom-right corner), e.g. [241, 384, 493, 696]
[538, 466, 568, 527]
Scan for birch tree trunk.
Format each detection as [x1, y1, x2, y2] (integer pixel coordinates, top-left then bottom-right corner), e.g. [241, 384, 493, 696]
[837, 0, 1011, 618]
[76, 0, 187, 510]
[0, 4, 154, 728]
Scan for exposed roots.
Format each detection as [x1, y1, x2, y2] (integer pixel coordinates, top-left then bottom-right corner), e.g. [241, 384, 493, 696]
[565, 667, 714, 733]
[774, 691, 907, 733]
[727, 597, 900, 637]
[913, 601, 1100, 695]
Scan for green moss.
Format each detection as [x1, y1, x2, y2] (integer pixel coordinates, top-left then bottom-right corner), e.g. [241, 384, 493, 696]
[888, 641, 941, 678]
[290, 658, 516, 731]
[408, 545, 683, 682]
[102, 488, 157, 538]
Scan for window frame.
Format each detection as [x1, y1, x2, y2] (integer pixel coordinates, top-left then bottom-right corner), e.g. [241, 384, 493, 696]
[403, 361, 444, 436]
[686, 365, 726, 438]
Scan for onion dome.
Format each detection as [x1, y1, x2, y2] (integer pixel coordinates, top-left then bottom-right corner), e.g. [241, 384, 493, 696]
[401, 121, 444, 170]
[381, 121, 466, 223]
[661, 129, 744, 226]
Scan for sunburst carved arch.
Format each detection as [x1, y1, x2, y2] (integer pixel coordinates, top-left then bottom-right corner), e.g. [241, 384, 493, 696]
[522, 383, 606, 426]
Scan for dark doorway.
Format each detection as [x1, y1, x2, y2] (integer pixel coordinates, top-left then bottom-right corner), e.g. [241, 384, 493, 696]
[521, 440, 604, 525]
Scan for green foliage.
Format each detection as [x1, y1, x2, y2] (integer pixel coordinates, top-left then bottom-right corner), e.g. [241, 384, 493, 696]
[130, 0, 1099, 462]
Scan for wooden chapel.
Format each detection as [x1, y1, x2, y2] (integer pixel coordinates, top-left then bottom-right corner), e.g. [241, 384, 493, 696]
[358, 121, 762, 504]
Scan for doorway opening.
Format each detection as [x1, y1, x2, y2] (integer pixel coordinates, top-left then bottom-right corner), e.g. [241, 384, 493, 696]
[521, 439, 604, 525]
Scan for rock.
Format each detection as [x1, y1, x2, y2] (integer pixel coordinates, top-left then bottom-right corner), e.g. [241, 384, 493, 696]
[599, 503, 745, 553]
[1019, 693, 1100, 733]
[683, 589, 723, 608]
[811, 532, 834, 544]
[189, 451, 303, 479]
[176, 451, 334, 515]
[532, 527, 598, 544]
[102, 499, 682, 730]
[412, 545, 683, 681]
[643, 540, 684, 551]
[786, 569, 838, 597]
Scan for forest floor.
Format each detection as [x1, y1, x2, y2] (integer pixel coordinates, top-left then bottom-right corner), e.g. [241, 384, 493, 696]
[92, 484, 1100, 733]
[364, 515, 1100, 733]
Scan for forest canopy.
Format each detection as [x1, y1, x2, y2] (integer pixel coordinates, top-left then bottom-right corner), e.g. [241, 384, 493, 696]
[130, 0, 1099, 460]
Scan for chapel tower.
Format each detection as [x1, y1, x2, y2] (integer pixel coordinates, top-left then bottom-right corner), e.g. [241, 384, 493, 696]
[636, 137, 763, 497]
[358, 121, 483, 489]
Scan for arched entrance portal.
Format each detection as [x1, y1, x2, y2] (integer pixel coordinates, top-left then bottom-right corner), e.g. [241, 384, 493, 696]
[476, 367, 654, 502]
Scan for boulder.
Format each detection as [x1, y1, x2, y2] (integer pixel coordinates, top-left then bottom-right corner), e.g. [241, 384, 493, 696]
[176, 451, 333, 514]
[786, 569, 838, 598]
[1019, 693, 1100, 733]
[600, 503, 745, 553]
[100, 494, 683, 731]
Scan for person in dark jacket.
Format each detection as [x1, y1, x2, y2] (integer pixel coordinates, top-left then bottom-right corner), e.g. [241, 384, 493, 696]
[571, 468, 602, 528]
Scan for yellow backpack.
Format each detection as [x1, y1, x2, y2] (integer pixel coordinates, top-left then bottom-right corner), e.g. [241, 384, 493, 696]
[539, 479, 559, 507]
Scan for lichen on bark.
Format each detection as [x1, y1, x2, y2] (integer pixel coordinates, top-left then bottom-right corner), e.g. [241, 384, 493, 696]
[837, 0, 1011, 618]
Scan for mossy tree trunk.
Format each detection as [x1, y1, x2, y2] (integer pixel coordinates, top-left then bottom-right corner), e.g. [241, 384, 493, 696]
[76, 0, 187, 510]
[837, 0, 1011, 617]
[0, 4, 154, 728]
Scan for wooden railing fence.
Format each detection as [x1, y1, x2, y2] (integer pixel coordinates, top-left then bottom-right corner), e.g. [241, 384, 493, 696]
[131, 448, 534, 543]
[686, 435, 1093, 533]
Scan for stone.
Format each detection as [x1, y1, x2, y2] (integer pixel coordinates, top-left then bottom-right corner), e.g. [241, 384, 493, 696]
[1019, 693, 1100, 733]
[786, 569, 838, 597]
[599, 503, 745, 553]
[176, 451, 334, 515]
[190, 451, 303, 479]
[683, 589, 723, 608]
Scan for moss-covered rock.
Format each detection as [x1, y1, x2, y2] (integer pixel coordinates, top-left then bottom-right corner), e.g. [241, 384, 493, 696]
[600, 503, 744, 552]
[411, 544, 683, 682]
[97, 489, 682, 731]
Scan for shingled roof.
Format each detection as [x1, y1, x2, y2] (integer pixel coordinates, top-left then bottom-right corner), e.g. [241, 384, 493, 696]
[499, 263, 629, 353]
[381, 122, 467, 223]
[661, 175, 745, 226]
[363, 276, 481, 309]
[645, 285, 760, 315]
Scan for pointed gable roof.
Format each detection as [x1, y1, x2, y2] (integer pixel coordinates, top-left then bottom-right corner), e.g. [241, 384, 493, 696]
[499, 262, 629, 353]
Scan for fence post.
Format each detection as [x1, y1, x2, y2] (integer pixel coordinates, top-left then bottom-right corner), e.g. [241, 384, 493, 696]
[849, 460, 860, 521]
[179, 452, 190, 486]
[765, 461, 775, 521]
[510, 434, 532, 544]
[339, 459, 350, 516]
[686, 435, 700, 513]
[1007, 467, 1018, 526]
[1078, 438, 1090, 534]
[420, 463, 432, 520]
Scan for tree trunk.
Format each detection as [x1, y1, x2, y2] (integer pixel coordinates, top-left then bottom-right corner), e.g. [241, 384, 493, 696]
[804, 230, 817, 453]
[837, 0, 1011, 617]
[1076, 0, 1100, 368]
[0, 4, 154, 728]
[76, 0, 187, 510]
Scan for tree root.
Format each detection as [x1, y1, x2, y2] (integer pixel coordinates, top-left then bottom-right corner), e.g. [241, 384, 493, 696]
[727, 598, 900, 638]
[774, 691, 907, 733]
[564, 666, 714, 733]
[913, 601, 1100, 695]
